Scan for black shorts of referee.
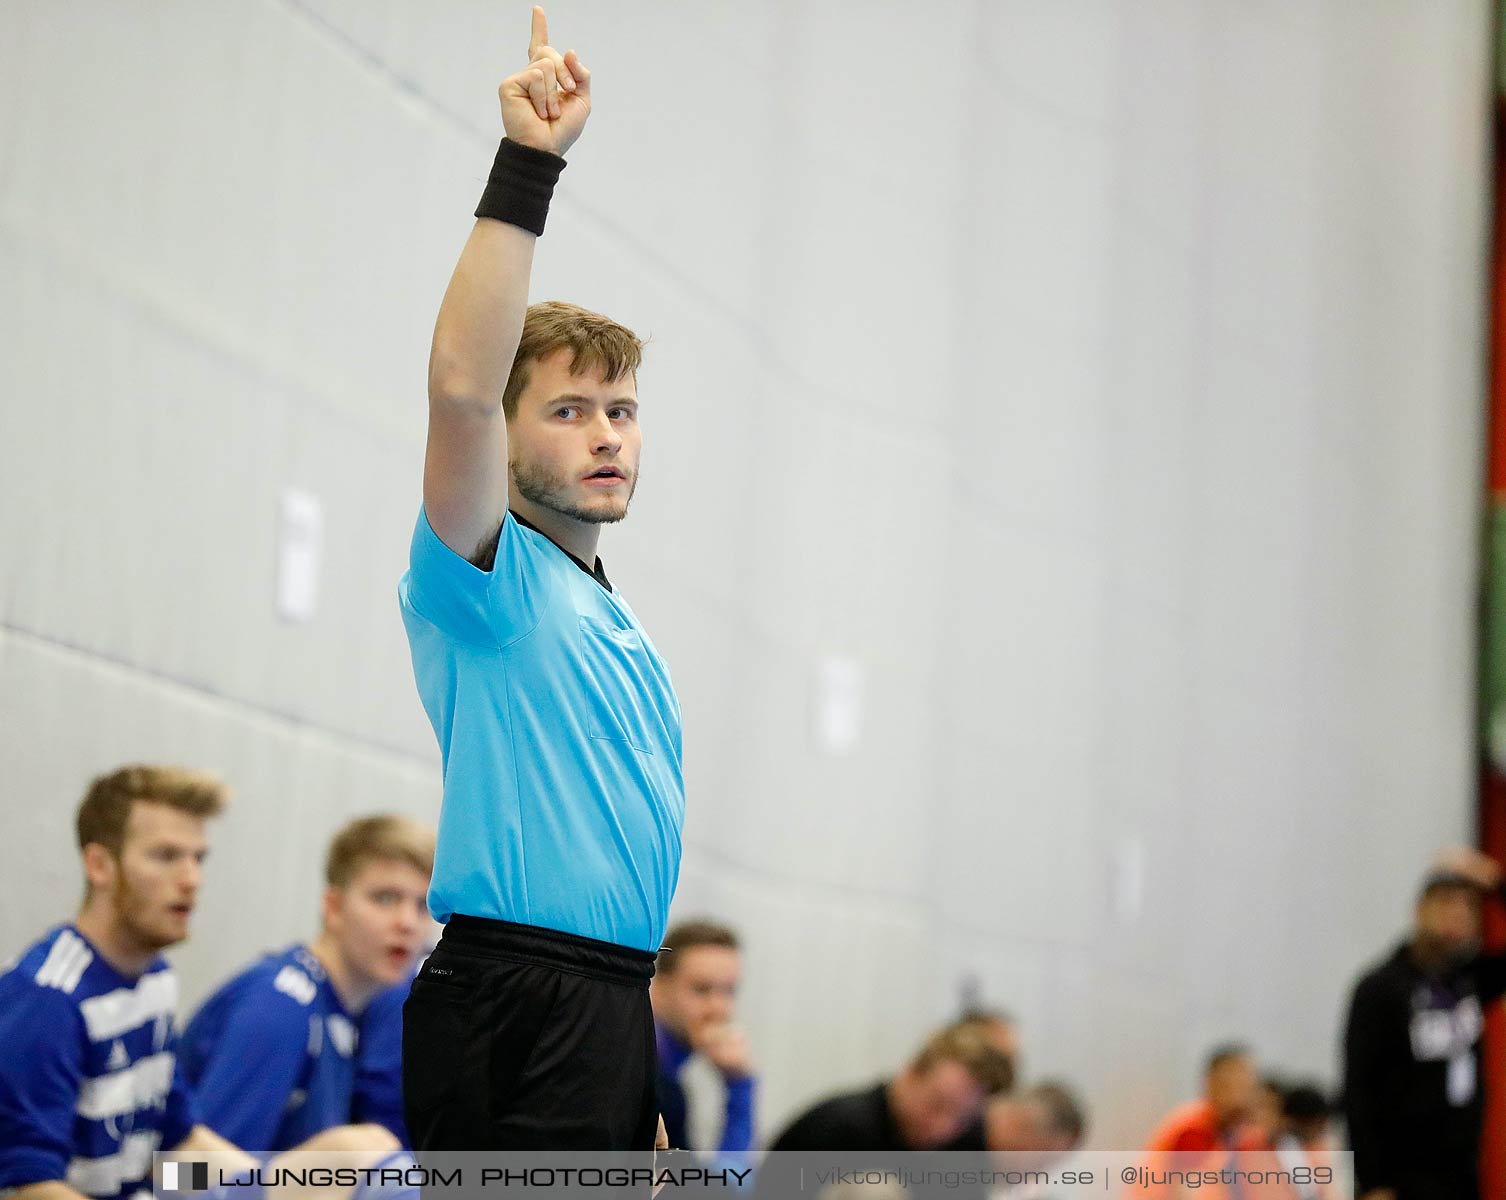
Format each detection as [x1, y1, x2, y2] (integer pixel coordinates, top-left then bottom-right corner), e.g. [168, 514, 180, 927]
[402, 915, 659, 1150]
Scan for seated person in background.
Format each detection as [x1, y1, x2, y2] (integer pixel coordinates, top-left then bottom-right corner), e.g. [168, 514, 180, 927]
[767, 1021, 1014, 1151]
[949, 1004, 1024, 1140]
[0, 765, 396, 1200]
[181, 815, 433, 1152]
[1143, 1042, 1262, 1154]
[1272, 1083, 1333, 1157]
[977, 1080, 1087, 1169]
[1250, 1074, 1286, 1145]
[1258, 1082, 1338, 1200]
[651, 918, 755, 1157]
[937, 1076, 1087, 1200]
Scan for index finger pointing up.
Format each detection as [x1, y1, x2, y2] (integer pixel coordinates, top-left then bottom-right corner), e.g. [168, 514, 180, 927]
[528, 6, 549, 60]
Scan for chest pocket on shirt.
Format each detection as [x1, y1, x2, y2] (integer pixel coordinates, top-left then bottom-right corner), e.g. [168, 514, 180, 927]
[579, 614, 657, 755]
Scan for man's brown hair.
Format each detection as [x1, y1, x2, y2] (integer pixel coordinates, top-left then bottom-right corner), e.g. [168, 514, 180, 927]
[500, 301, 644, 420]
[656, 918, 739, 975]
[325, 815, 435, 889]
[76, 765, 228, 856]
[1027, 1080, 1087, 1143]
[910, 1021, 1016, 1096]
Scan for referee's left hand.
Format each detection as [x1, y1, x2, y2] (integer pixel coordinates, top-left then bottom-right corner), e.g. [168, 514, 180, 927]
[499, 6, 591, 157]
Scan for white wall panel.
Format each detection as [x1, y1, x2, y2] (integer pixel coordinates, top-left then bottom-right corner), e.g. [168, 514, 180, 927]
[0, 0, 1494, 1153]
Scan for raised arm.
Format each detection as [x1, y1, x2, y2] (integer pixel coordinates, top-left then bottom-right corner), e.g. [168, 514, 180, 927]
[423, 6, 592, 560]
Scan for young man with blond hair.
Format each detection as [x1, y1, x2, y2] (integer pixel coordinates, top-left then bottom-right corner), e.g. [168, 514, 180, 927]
[181, 816, 433, 1152]
[398, 4, 683, 1153]
[0, 766, 263, 1200]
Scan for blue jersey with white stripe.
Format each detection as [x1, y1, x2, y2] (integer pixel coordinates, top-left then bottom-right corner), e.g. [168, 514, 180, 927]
[400, 508, 685, 951]
[180, 945, 357, 1152]
[0, 925, 197, 1200]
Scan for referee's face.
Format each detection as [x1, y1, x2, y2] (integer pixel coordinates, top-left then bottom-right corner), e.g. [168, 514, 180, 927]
[508, 349, 641, 526]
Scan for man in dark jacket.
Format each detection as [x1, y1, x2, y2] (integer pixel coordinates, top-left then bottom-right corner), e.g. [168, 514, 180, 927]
[1343, 849, 1506, 1200]
[767, 1022, 1014, 1153]
[757, 1022, 1012, 1200]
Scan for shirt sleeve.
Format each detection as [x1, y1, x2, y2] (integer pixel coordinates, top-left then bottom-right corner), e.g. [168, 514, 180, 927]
[0, 983, 86, 1188]
[352, 986, 410, 1147]
[1342, 972, 1404, 1193]
[765, 1098, 849, 1153]
[718, 1075, 756, 1157]
[188, 989, 310, 1151]
[161, 1044, 201, 1152]
[763, 1112, 812, 1154]
[757, 1099, 857, 1200]
[400, 508, 552, 648]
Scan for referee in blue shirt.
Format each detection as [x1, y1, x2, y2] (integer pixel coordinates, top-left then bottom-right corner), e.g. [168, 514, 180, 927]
[399, 6, 684, 1153]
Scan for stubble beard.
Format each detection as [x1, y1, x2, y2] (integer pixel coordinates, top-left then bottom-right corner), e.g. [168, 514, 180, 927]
[511, 453, 636, 525]
[112, 876, 184, 954]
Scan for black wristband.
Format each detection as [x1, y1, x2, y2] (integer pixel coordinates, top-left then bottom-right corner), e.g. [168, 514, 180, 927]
[475, 138, 567, 236]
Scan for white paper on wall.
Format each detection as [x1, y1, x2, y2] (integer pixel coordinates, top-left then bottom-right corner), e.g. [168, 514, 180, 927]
[1112, 834, 1145, 923]
[277, 487, 323, 622]
[815, 655, 864, 754]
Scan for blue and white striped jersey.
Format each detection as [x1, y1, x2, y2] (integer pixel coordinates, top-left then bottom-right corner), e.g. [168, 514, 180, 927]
[0, 925, 198, 1200]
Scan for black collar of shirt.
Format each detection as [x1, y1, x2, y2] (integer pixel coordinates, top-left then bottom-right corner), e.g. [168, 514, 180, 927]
[510, 509, 613, 593]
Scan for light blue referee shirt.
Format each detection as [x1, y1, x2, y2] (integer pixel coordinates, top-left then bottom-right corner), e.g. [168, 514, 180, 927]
[399, 507, 684, 952]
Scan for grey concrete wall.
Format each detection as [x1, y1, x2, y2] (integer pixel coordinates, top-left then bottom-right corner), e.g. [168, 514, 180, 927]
[0, 0, 1493, 1147]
